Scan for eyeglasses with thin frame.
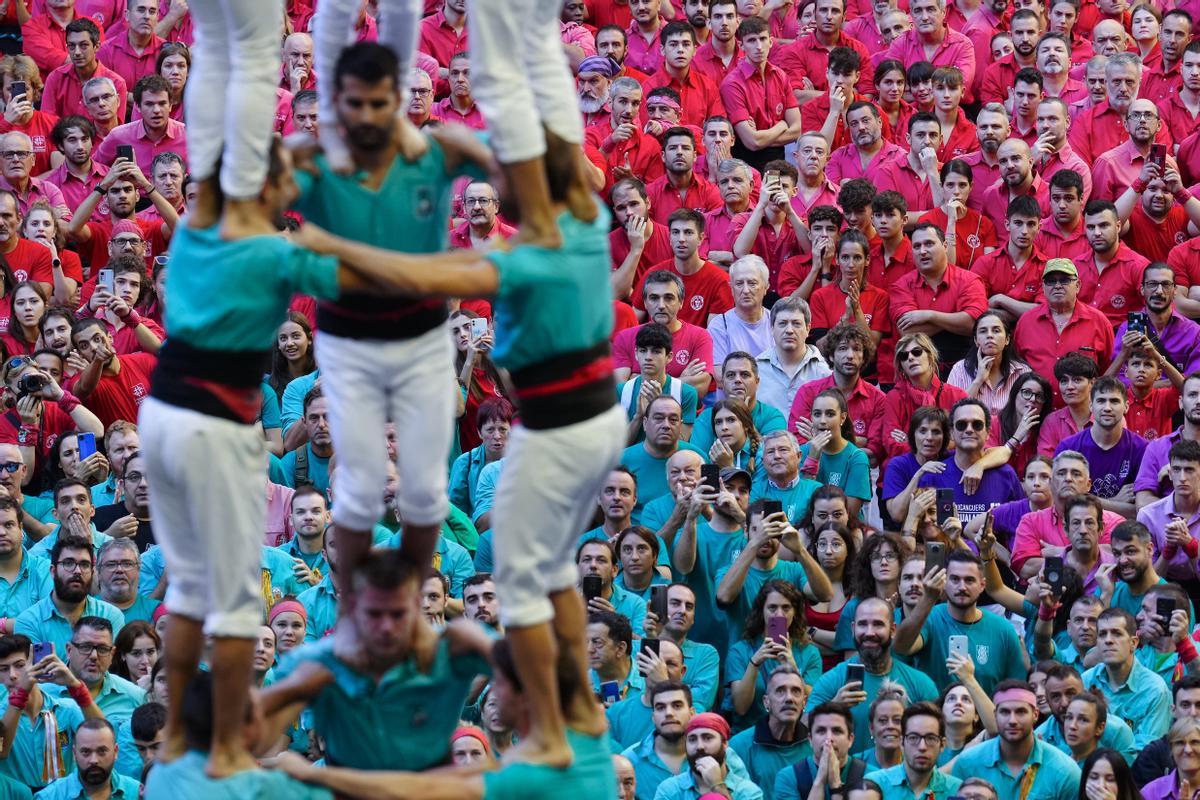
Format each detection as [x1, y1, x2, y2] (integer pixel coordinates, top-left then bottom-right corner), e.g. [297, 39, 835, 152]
[870, 550, 898, 563]
[100, 559, 137, 571]
[1144, 280, 1175, 291]
[903, 733, 943, 747]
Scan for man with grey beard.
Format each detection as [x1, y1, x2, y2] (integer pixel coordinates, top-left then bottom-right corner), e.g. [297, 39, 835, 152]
[578, 56, 615, 127]
[963, 103, 1011, 209]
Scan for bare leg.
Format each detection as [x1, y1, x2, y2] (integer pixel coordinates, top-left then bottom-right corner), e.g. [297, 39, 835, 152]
[395, 521, 439, 579]
[161, 613, 204, 762]
[503, 622, 572, 767]
[549, 588, 606, 735]
[205, 636, 257, 777]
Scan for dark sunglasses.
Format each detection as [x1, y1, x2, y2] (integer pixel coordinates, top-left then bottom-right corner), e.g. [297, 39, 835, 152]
[954, 419, 985, 432]
[899, 348, 925, 361]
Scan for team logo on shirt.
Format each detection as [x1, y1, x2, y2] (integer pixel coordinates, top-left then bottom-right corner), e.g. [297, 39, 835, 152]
[1111, 295, 1126, 308]
[12, 269, 26, 282]
[132, 384, 147, 403]
[31, 136, 46, 153]
[690, 295, 704, 311]
[675, 350, 691, 365]
[975, 645, 990, 665]
[775, 103, 784, 115]
[966, 233, 981, 250]
[1178, 232, 1188, 244]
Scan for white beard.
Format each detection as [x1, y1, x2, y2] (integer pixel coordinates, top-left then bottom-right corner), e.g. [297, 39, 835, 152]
[579, 94, 609, 114]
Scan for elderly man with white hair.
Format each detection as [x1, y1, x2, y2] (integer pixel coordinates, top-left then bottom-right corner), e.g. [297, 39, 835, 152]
[708, 255, 772, 367]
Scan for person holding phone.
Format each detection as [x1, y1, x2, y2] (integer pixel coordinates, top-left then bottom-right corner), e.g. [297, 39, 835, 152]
[576, 540, 648, 635]
[449, 310, 508, 453]
[604, 641, 687, 751]
[584, 610, 640, 703]
[1134, 585, 1198, 684]
[91, 76, 185, 178]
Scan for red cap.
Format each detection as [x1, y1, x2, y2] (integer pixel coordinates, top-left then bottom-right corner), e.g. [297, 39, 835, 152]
[686, 712, 731, 741]
[110, 220, 143, 239]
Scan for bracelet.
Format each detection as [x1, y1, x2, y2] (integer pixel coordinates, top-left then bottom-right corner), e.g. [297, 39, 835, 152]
[750, 658, 762, 668]
[56, 391, 80, 414]
[92, 185, 105, 196]
[1185, 538, 1199, 560]
[1038, 602, 1061, 621]
[1179, 637, 1199, 663]
[122, 309, 142, 326]
[66, 681, 92, 708]
[1175, 189, 1193, 205]
[1132, 177, 1149, 194]
[7, 687, 27, 709]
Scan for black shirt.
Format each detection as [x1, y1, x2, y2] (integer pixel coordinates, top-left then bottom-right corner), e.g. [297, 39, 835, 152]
[92, 502, 155, 553]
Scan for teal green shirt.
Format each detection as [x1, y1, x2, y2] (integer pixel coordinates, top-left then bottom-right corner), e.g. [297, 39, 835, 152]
[865, 763, 962, 800]
[797, 440, 872, 501]
[20, 496, 53, 525]
[1082, 660, 1172, 748]
[729, 721, 812, 800]
[1035, 712, 1137, 765]
[37, 768, 139, 800]
[261, 545, 309, 605]
[677, 519, 745, 653]
[680, 638, 721, 713]
[44, 673, 144, 724]
[274, 632, 489, 770]
[14, 595, 124, 658]
[1108, 577, 1168, 617]
[715, 559, 811, 644]
[638, 492, 682, 535]
[621, 442, 707, 518]
[382, 531, 474, 597]
[618, 376, 698, 444]
[654, 765, 763, 800]
[144, 751, 333, 800]
[299, 574, 337, 642]
[115, 593, 160, 625]
[806, 658, 939, 747]
[622, 731, 680, 800]
[606, 695, 652, 752]
[0, 552, 50, 619]
[269, 444, 330, 494]
[113, 719, 142, 780]
[910, 605, 1025, 695]
[486, 208, 614, 373]
[691, 400, 787, 452]
[749, 475, 823, 526]
[449, 444, 491, 517]
[0, 689, 84, 789]
[483, 728, 616, 800]
[28, 527, 111, 561]
[276, 537, 329, 582]
[949, 736, 1081, 800]
[162, 224, 340, 350]
[723, 637, 823, 732]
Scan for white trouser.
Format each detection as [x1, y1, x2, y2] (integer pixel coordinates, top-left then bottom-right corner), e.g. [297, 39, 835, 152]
[139, 398, 266, 639]
[185, 0, 284, 198]
[314, 326, 455, 531]
[467, 0, 584, 163]
[313, 0, 421, 128]
[491, 405, 626, 627]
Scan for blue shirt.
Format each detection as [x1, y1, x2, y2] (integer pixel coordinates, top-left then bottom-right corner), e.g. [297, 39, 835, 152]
[138, 546, 164, 597]
[269, 444, 331, 494]
[27, 527, 111, 561]
[483, 728, 617, 800]
[37, 769, 140, 800]
[715, 559, 811, 644]
[14, 595, 124, 658]
[606, 696, 653, 752]
[654, 765, 763, 800]
[280, 370, 319, 435]
[449, 444, 492, 517]
[115, 593, 160, 625]
[1082, 660, 1172, 748]
[0, 688, 85, 789]
[622, 442, 707, 518]
[865, 764, 962, 800]
[44, 673, 144, 725]
[806, 658, 939, 747]
[1035, 712, 1137, 765]
[949, 735, 1081, 800]
[261, 545, 309, 607]
[723, 637, 823, 732]
[299, 574, 337, 642]
[638, 492, 682, 535]
[275, 537, 329, 582]
[0, 552, 50, 619]
[677, 520, 745, 653]
[274, 632, 490, 770]
[680, 638, 720, 713]
[143, 751, 333, 800]
[691, 400, 787, 453]
[623, 732, 680, 800]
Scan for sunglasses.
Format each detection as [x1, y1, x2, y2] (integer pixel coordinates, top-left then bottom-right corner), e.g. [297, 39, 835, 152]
[954, 419, 985, 432]
[899, 348, 926, 361]
[0, 461, 22, 474]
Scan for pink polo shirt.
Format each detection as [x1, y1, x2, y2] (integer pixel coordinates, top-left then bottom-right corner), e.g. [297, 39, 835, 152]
[825, 140, 905, 185]
[432, 98, 485, 130]
[93, 118, 187, 175]
[1035, 216, 1090, 263]
[42, 61, 128, 121]
[882, 27, 977, 101]
[702, 205, 745, 255]
[1142, 59, 1182, 106]
[624, 21, 664, 75]
[789, 178, 841, 219]
[21, 11, 105, 76]
[448, 219, 517, 250]
[96, 32, 164, 96]
[844, 14, 886, 52]
[691, 41, 742, 87]
[961, 150, 1001, 211]
[729, 212, 803, 287]
[43, 159, 108, 221]
[771, 32, 872, 94]
[977, 174, 1051, 240]
[719, 59, 798, 131]
[1036, 144, 1092, 202]
[1011, 505, 1121, 575]
[0, 176, 69, 220]
[1090, 139, 1156, 203]
[1067, 100, 1173, 165]
[1037, 406, 1090, 455]
[875, 157, 936, 215]
[1158, 92, 1200, 150]
[417, 10, 468, 68]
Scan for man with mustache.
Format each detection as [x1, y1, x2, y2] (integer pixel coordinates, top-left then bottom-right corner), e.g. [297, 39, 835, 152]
[577, 56, 616, 127]
[585, 77, 666, 195]
[1070, 52, 1171, 165]
[1037, 663, 1137, 764]
[620, 679, 695, 799]
[39, 718, 140, 800]
[450, 181, 516, 251]
[656, 712, 764, 799]
[730, 667, 810, 800]
[979, 8, 1041, 105]
[806, 598, 938, 747]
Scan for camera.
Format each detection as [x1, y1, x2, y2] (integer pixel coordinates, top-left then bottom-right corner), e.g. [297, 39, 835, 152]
[16, 373, 46, 395]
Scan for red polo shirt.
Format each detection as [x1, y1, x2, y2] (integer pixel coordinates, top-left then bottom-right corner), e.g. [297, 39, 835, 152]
[961, 150, 1001, 211]
[1141, 58, 1183, 106]
[917, 208, 998, 269]
[969, 246, 1049, 303]
[1159, 91, 1200, 150]
[417, 10, 468, 68]
[771, 32, 872, 94]
[0, 238, 55, 285]
[1126, 386, 1180, 441]
[21, 11, 105, 77]
[0, 111, 59, 176]
[646, 172, 722, 224]
[978, 54, 1032, 105]
[692, 41, 743, 86]
[1075, 242, 1150, 326]
[640, 67, 723, 128]
[937, 109, 978, 162]
[867, 237, 915, 292]
[790, 374, 889, 462]
[1168, 238, 1200, 290]
[776, 253, 827, 298]
[42, 61, 128, 120]
[888, 264, 988, 330]
[95, 32, 164, 96]
[583, 118, 665, 195]
[1125, 203, 1190, 266]
[1036, 216, 1091, 263]
[432, 98, 485, 130]
[1090, 139, 1155, 203]
[1068, 100, 1174, 165]
[1013, 300, 1115, 381]
[632, 259, 734, 326]
[610, 220, 673, 288]
[719, 59, 798, 131]
[978, 174, 1051, 239]
[875, 157, 935, 215]
[799, 93, 889, 152]
[730, 213, 803, 288]
[809, 281, 891, 339]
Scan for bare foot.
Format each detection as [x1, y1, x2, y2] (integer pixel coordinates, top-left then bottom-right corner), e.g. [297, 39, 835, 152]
[501, 734, 573, 769]
[205, 743, 258, 779]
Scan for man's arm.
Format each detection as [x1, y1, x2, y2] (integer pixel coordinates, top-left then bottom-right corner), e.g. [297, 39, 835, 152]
[272, 752, 485, 800]
[893, 568, 944, 655]
[733, 120, 788, 152]
[732, 202, 767, 258]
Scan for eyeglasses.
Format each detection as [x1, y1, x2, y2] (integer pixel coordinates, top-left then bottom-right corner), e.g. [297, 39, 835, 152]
[111, 237, 144, 248]
[55, 558, 93, 572]
[1127, 111, 1157, 121]
[123, 471, 146, 484]
[410, 87, 432, 96]
[1144, 280, 1175, 291]
[899, 348, 925, 361]
[100, 559, 137, 571]
[0, 151, 31, 160]
[69, 642, 113, 656]
[1018, 388, 1046, 402]
[954, 419, 985, 432]
[0, 462, 22, 474]
[463, 197, 495, 207]
[870, 551, 898, 563]
[903, 733, 943, 746]
[153, 255, 169, 267]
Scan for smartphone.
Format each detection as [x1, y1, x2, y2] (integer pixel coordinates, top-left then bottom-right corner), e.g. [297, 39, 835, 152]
[948, 634, 968, 660]
[1150, 143, 1166, 169]
[700, 463, 721, 492]
[935, 488, 956, 526]
[582, 575, 603, 602]
[761, 499, 783, 518]
[10, 81, 25, 101]
[650, 584, 668, 623]
[767, 615, 788, 645]
[469, 317, 488, 338]
[76, 432, 96, 461]
[600, 680, 621, 707]
[1044, 555, 1065, 594]
[1157, 597, 1177, 627]
[846, 663, 865, 686]
[116, 144, 134, 163]
[925, 541, 946, 573]
[97, 268, 114, 294]
[1128, 311, 1148, 335]
[31, 641, 52, 663]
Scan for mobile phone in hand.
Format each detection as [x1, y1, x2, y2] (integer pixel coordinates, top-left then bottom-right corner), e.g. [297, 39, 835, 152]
[1150, 143, 1166, 169]
[582, 575, 602, 602]
[32, 641, 53, 663]
[948, 635, 968, 660]
[846, 663, 865, 686]
[767, 616, 788, 645]
[116, 144, 134, 163]
[1158, 597, 1177, 628]
[761, 499, 783, 518]
[1044, 556, 1065, 594]
[935, 488, 955, 526]
[469, 317, 488, 338]
[925, 541, 946, 573]
[700, 463, 721, 492]
[10, 81, 25, 101]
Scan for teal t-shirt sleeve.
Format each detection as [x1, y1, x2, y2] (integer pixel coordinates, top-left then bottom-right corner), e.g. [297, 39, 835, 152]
[845, 447, 872, 500]
[773, 765, 801, 800]
[758, 404, 787, 434]
[681, 384, 698, 424]
[833, 597, 858, 650]
[269, 452, 292, 487]
[805, 664, 842, 712]
[723, 641, 752, 691]
[688, 645, 720, 713]
[448, 452, 472, 516]
[796, 643, 822, 686]
[279, 241, 341, 301]
[260, 383, 281, 430]
[474, 531, 494, 573]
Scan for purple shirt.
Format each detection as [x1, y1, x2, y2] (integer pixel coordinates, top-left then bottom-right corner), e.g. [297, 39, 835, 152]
[991, 498, 1036, 550]
[1112, 311, 1200, 378]
[917, 456, 1025, 525]
[1055, 428, 1148, 498]
[1138, 493, 1200, 581]
[881, 451, 922, 501]
[1141, 771, 1184, 800]
[1133, 427, 1186, 495]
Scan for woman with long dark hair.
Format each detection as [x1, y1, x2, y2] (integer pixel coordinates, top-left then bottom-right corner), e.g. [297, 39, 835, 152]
[724, 580, 822, 730]
[1, 281, 46, 356]
[156, 42, 191, 121]
[266, 311, 316, 402]
[918, 160, 998, 269]
[112, 620, 161, 682]
[988, 371, 1050, 476]
[707, 398, 762, 480]
[831, 533, 910, 653]
[947, 311, 1030, 418]
[799, 388, 871, 517]
[806, 521, 854, 669]
[1079, 747, 1141, 800]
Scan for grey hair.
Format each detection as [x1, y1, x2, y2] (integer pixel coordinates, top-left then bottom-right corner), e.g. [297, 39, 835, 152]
[1106, 52, 1142, 74]
[610, 76, 643, 96]
[82, 76, 117, 96]
[762, 429, 801, 453]
[98, 537, 140, 563]
[1053, 449, 1090, 476]
[729, 254, 769, 286]
[717, 158, 753, 183]
[770, 295, 812, 326]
